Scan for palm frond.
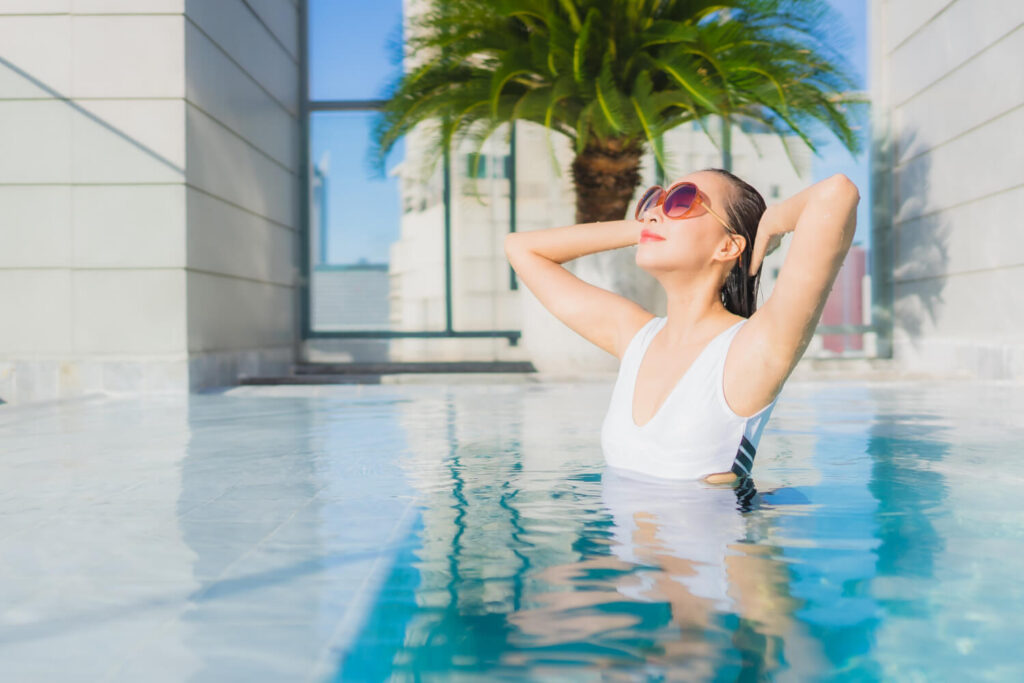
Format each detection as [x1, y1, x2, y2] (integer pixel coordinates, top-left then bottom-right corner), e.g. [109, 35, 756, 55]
[369, 0, 866, 183]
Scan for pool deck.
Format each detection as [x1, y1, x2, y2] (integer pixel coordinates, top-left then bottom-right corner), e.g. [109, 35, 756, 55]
[0, 388, 424, 681]
[252, 354, 987, 387]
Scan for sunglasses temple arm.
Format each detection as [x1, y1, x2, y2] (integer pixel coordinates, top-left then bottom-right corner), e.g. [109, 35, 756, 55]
[701, 202, 743, 263]
[704, 203, 733, 232]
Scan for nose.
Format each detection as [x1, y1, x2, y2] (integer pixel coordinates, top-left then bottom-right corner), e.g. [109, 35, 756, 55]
[640, 206, 664, 224]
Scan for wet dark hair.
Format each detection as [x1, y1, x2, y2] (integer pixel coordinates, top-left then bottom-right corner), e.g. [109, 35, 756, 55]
[701, 167, 766, 318]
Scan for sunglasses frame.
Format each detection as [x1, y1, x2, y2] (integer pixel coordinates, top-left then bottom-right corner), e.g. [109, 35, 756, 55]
[634, 181, 736, 236]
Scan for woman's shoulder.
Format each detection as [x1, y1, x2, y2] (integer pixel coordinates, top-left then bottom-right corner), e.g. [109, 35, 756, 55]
[615, 313, 660, 361]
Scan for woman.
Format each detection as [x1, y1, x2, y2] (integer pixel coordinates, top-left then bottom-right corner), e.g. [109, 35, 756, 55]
[504, 168, 860, 484]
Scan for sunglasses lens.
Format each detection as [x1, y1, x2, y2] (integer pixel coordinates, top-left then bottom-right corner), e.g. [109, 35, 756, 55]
[663, 183, 697, 218]
[635, 186, 661, 219]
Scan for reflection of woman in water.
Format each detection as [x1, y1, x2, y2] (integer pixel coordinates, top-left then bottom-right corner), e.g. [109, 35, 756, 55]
[601, 467, 753, 612]
[506, 169, 860, 483]
[509, 470, 828, 677]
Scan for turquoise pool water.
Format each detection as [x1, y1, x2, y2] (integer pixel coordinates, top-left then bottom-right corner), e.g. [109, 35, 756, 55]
[1, 379, 1022, 680]
[333, 379, 1024, 681]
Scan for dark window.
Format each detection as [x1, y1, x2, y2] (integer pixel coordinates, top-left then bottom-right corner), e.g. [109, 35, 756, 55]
[466, 153, 488, 178]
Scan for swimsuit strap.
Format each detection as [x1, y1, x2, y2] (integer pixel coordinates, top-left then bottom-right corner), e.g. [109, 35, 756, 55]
[730, 435, 757, 478]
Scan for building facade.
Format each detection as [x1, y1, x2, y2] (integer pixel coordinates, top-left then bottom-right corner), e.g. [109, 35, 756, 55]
[3, 0, 1020, 405]
[0, 0, 302, 403]
[375, 114, 815, 368]
[871, 0, 1024, 380]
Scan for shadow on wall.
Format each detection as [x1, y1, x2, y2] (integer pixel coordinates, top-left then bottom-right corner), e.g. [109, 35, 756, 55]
[0, 54, 184, 175]
[1, 48, 283, 389]
[887, 126, 950, 344]
[0, 53, 187, 402]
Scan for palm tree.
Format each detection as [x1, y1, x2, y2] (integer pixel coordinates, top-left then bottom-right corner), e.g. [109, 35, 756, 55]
[370, 0, 867, 225]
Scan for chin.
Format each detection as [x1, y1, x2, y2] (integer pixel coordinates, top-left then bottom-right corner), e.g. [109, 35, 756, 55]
[636, 247, 671, 271]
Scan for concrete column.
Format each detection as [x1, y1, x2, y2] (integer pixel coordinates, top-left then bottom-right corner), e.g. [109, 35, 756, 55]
[0, 0, 301, 403]
[873, 0, 1024, 380]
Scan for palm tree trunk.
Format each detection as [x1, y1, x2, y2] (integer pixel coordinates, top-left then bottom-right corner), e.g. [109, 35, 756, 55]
[560, 136, 664, 322]
[569, 137, 643, 224]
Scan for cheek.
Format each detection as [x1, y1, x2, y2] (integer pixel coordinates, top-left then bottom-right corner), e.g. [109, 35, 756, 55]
[672, 223, 719, 254]
[665, 230, 704, 256]
[669, 240, 705, 266]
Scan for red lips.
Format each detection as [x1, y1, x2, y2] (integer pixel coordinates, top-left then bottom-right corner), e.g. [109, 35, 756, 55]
[640, 229, 665, 242]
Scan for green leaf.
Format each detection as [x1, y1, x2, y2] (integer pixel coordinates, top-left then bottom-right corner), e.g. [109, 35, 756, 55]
[556, 0, 581, 32]
[542, 77, 575, 176]
[367, 0, 870, 190]
[731, 65, 790, 117]
[574, 101, 594, 155]
[444, 101, 489, 152]
[545, 11, 576, 76]
[512, 84, 555, 124]
[639, 20, 699, 49]
[489, 45, 533, 118]
[630, 95, 668, 173]
[595, 52, 628, 133]
[650, 56, 720, 112]
[573, 7, 601, 87]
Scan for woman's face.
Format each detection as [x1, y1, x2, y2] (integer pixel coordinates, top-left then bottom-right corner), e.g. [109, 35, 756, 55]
[634, 171, 740, 276]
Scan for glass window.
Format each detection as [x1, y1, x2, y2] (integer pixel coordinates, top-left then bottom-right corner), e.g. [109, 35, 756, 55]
[466, 153, 488, 179]
[300, 0, 876, 358]
[309, 110, 417, 331]
[308, 0, 403, 101]
[464, 152, 512, 180]
[812, 0, 872, 357]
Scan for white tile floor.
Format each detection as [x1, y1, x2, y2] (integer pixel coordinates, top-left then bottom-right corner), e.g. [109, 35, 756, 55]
[0, 389, 422, 682]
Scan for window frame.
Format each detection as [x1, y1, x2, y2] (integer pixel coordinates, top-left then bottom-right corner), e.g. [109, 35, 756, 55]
[298, 0, 520, 343]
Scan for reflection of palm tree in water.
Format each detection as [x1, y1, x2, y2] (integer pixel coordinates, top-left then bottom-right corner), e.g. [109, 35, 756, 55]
[509, 468, 828, 677]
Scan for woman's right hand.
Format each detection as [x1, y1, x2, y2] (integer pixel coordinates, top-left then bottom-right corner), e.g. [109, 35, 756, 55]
[632, 218, 645, 246]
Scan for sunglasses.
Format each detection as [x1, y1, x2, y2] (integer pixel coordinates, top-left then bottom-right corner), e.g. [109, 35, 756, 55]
[634, 181, 736, 235]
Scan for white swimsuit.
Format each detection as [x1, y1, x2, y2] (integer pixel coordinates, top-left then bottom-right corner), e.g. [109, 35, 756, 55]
[600, 315, 778, 481]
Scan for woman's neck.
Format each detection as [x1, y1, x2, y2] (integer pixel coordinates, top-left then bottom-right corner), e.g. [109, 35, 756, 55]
[660, 281, 736, 343]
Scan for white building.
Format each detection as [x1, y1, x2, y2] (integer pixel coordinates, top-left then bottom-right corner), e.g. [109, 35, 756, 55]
[384, 114, 813, 365]
[870, 0, 1024, 379]
[1, 0, 1020, 404]
[0, 0, 302, 403]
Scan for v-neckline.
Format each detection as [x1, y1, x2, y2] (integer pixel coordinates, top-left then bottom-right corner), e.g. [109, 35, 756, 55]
[630, 317, 745, 429]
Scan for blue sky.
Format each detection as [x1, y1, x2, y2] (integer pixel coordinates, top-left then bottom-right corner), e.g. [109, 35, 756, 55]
[807, 0, 871, 247]
[309, 0, 404, 265]
[309, 0, 870, 264]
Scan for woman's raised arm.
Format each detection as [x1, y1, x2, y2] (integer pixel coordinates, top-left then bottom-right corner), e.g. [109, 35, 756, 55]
[504, 220, 655, 360]
[744, 173, 861, 379]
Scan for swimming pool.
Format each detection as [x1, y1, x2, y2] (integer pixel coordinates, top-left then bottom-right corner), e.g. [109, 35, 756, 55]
[1, 378, 1022, 680]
